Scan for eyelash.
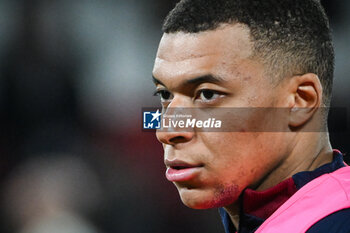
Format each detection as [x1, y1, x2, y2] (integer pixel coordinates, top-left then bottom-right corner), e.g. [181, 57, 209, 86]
[153, 90, 173, 101]
[195, 89, 221, 100]
[153, 89, 225, 104]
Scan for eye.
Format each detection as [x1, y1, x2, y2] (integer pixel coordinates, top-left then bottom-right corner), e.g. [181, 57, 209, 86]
[197, 89, 222, 102]
[154, 90, 173, 102]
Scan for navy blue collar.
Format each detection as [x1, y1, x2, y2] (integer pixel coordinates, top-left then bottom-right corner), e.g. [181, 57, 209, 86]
[219, 150, 346, 233]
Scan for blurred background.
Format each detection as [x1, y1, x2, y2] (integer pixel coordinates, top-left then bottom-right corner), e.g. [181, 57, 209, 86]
[0, 0, 348, 232]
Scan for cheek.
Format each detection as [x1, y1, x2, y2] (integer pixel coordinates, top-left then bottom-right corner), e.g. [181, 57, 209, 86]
[179, 132, 289, 209]
[201, 132, 262, 166]
[198, 133, 256, 187]
[200, 132, 284, 185]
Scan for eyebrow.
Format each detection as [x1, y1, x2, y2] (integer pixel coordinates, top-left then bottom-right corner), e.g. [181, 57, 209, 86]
[152, 76, 165, 86]
[185, 75, 225, 85]
[152, 74, 225, 88]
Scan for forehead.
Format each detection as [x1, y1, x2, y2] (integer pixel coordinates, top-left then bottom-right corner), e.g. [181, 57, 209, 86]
[153, 24, 254, 82]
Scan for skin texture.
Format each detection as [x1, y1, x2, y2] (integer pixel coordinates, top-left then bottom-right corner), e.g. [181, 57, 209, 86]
[152, 24, 333, 228]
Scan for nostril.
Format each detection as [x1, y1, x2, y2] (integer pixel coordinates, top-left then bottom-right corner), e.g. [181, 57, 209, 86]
[156, 131, 194, 145]
[169, 136, 188, 144]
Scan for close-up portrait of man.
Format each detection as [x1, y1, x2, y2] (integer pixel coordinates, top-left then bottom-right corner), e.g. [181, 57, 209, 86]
[0, 0, 349, 233]
[152, 0, 350, 232]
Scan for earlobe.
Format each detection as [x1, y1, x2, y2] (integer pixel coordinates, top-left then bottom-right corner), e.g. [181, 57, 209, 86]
[289, 73, 323, 128]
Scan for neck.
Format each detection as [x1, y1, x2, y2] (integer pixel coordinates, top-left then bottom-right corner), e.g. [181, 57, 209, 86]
[224, 132, 334, 229]
[224, 201, 240, 230]
[256, 132, 333, 191]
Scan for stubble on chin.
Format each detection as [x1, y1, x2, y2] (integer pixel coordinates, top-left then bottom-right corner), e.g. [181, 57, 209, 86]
[207, 183, 240, 209]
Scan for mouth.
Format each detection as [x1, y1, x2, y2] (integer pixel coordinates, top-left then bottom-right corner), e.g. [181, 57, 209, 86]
[165, 159, 204, 182]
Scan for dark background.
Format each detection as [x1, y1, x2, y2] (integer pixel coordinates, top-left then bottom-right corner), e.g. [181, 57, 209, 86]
[0, 0, 348, 233]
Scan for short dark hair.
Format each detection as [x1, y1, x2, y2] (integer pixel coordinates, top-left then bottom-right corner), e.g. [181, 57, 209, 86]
[163, 0, 335, 105]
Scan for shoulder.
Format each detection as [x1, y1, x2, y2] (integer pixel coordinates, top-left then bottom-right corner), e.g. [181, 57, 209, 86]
[307, 208, 350, 233]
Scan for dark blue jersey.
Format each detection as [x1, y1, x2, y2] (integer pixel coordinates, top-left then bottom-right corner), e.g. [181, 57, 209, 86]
[219, 150, 350, 233]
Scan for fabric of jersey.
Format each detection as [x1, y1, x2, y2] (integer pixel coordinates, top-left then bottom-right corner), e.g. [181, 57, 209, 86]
[219, 150, 350, 233]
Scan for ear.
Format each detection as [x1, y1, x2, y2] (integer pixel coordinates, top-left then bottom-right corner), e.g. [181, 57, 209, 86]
[288, 73, 323, 128]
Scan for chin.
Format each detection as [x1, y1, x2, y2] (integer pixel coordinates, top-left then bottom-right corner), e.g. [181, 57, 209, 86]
[178, 186, 239, 209]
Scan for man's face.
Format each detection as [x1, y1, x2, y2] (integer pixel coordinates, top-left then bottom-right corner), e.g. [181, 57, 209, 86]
[152, 24, 292, 209]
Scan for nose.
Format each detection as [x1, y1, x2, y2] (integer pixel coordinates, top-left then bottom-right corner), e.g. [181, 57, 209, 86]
[156, 130, 194, 145]
[156, 94, 194, 146]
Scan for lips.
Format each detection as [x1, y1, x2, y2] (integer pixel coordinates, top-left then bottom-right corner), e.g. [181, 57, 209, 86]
[165, 159, 203, 182]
